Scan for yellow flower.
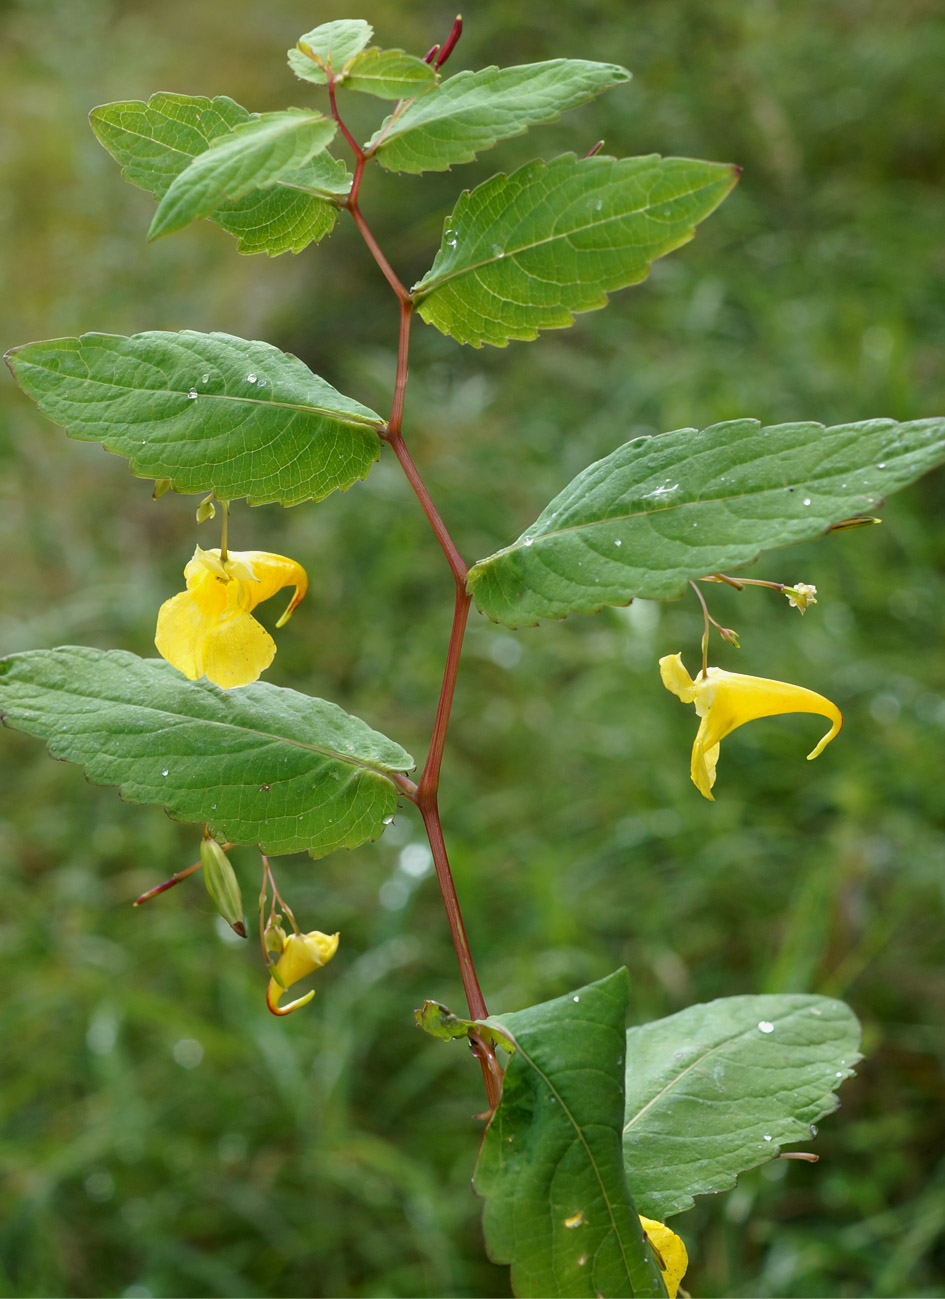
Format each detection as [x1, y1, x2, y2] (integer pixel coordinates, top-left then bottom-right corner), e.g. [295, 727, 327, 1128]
[155, 545, 307, 689]
[640, 1216, 688, 1299]
[659, 652, 842, 800]
[266, 930, 339, 1016]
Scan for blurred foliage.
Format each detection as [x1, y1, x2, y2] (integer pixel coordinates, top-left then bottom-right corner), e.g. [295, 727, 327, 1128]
[1, 0, 944, 1296]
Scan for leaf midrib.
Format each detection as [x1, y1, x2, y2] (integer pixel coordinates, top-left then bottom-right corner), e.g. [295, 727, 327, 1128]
[96, 111, 345, 202]
[7, 683, 405, 779]
[500, 1025, 636, 1286]
[415, 165, 719, 298]
[482, 458, 888, 562]
[21, 365, 383, 430]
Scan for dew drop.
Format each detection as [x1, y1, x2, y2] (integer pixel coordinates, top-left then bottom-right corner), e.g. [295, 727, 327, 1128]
[614, 538, 622, 546]
[878, 462, 886, 469]
[161, 768, 169, 777]
[763, 1134, 773, 1141]
[594, 198, 603, 211]
[491, 244, 505, 259]
[201, 373, 210, 383]
[577, 1255, 588, 1267]
[187, 388, 198, 399]
[444, 228, 457, 247]
[802, 497, 812, 506]
[256, 378, 266, 387]
[572, 995, 580, 1003]
[523, 537, 534, 547]
[758, 1020, 775, 1033]
[246, 373, 257, 384]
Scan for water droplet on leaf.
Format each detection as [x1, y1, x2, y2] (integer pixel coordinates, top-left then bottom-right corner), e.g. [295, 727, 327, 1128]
[187, 389, 198, 399]
[758, 1020, 775, 1033]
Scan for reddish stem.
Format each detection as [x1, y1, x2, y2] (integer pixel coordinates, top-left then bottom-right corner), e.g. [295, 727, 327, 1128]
[389, 299, 413, 435]
[418, 584, 471, 801]
[332, 78, 500, 1105]
[383, 430, 468, 585]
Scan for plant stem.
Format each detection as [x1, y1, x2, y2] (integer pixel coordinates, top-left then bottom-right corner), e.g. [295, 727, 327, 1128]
[383, 429, 468, 585]
[332, 89, 500, 1101]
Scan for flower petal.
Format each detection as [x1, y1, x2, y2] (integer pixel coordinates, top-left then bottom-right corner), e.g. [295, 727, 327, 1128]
[640, 1216, 688, 1299]
[661, 654, 843, 799]
[156, 546, 309, 688]
[266, 930, 339, 1015]
[659, 652, 698, 703]
[694, 669, 842, 757]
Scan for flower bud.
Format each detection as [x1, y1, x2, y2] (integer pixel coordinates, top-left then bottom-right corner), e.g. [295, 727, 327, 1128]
[195, 495, 216, 523]
[199, 837, 246, 937]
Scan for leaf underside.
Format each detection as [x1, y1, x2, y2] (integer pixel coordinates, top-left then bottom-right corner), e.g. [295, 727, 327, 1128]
[0, 648, 414, 859]
[288, 20, 375, 84]
[412, 153, 738, 347]
[366, 59, 631, 174]
[90, 93, 350, 255]
[467, 416, 945, 626]
[342, 47, 438, 100]
[148, 109, 338, 241]
[477, 970, 666, 1299]
[623, 994, 862, 1220]
[4, 330, 383, 507]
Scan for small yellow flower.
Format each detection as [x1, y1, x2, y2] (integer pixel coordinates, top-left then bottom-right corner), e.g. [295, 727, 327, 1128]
[640, 1216, 688, 1299]
[266, 930, 339, 1016]
[155, 545, 307, 689]
[783, 582, 818, 613]
[660, 652, 842, 800]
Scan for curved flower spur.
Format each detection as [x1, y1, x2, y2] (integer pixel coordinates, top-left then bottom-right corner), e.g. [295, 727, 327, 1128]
[660, 652, 842, 800]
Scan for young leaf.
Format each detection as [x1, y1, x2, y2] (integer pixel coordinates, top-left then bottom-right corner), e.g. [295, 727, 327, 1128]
[413, 154, 738, 347]
[90, 94, 351, 255]
[365, 60, 631, 174]
[288, 20, 374, 84]
[343, 47, 437, 100]
[477, 970, 667, 1299]
[5, 330, 383, 508]
[148, 109, 337, 241]
[0, 648, 414, 859]
[623, 994, 862, 1220]
[467, 416, 945, 626]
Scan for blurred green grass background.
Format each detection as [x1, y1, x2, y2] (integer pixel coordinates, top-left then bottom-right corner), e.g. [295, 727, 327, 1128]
[1, 0, 944, 1295]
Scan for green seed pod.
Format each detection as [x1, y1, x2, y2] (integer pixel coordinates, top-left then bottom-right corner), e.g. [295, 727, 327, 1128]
[200, 837, 246, 937]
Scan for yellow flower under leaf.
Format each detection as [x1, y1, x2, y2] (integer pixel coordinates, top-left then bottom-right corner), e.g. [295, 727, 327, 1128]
[266, 930, 339, 1016]
[660, 652, 842, 800]
[155, 545, 307, 689]
[640, 1216, 688, 1299]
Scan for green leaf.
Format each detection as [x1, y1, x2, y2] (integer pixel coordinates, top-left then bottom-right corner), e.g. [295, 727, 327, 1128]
[4, 330, 383, 508]
[90, 94, 350, 256]
[623, 994, 862, 1221]
[414, 1000, 513, 1049]
[366, 60, 631, 174]
[413, 154, 737, 347]
[148, 109, 337, 241]
[288, 20, 374, 84]
[468, 416, 945, 626]
[343, 47, 438, 100]
[476, 971, 667, 1299]
[0, 649, 414, 859]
